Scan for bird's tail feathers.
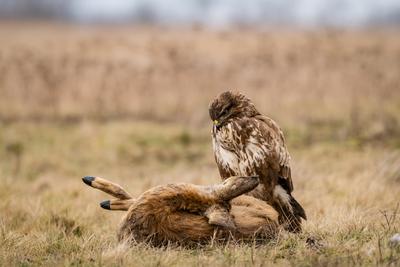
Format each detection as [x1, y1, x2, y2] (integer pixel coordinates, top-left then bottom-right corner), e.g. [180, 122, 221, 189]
[290, 195, 307, 220]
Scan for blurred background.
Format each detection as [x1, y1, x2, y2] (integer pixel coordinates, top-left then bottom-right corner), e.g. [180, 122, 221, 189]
[0, 1, 400, 265]
[0, 0, 400, 128]
[1, 0, 400, 27]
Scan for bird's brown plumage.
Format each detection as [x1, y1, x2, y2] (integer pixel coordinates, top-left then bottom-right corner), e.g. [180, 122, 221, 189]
[209, 91, 306, 232]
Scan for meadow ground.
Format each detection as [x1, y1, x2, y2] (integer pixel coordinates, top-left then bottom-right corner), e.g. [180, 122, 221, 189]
[0, 23, 399, 266]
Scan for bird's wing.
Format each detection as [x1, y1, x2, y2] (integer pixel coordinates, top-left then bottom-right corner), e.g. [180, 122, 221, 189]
[254, 115, 294, 193]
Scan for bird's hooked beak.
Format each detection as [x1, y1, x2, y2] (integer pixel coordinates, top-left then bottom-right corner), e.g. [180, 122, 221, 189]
[212, 119, 221, 135]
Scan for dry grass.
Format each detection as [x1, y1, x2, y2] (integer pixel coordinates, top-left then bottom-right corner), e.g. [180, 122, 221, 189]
[0, 23, 399, 266]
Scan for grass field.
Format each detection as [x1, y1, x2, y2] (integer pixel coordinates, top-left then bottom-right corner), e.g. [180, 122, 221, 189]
[0, 23, 399, 266]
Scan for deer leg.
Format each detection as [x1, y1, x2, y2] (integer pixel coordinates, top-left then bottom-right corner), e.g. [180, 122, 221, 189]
[82, 176, 133, 200]
[204, 176, 260, 230]
[204, 204, 236, 230]
[100, 199, 136, 211]
[213, 175, 260, 201]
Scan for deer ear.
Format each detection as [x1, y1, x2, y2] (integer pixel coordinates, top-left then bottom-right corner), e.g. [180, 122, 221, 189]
[204, 205, 236, 231]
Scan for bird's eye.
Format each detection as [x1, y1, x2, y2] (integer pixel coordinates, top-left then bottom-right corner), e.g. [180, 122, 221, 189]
[219, 104, 232, 118]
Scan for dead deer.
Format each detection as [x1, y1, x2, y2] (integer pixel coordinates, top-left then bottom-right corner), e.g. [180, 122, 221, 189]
[82, 175, 278, 246]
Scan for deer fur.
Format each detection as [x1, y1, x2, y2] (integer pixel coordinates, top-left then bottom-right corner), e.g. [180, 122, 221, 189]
[82, 175, 279, 246]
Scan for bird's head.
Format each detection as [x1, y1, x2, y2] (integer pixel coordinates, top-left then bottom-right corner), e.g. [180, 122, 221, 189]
[209, 91, 259, 129]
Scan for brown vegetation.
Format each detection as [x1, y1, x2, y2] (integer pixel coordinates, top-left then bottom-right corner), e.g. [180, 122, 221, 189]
[1, 24, 399, 136]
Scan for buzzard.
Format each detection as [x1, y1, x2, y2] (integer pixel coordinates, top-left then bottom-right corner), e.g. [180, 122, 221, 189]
[209, 91, 306, 232]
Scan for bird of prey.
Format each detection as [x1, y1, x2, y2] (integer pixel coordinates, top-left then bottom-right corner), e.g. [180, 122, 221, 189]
[209, 91, 306, 232]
